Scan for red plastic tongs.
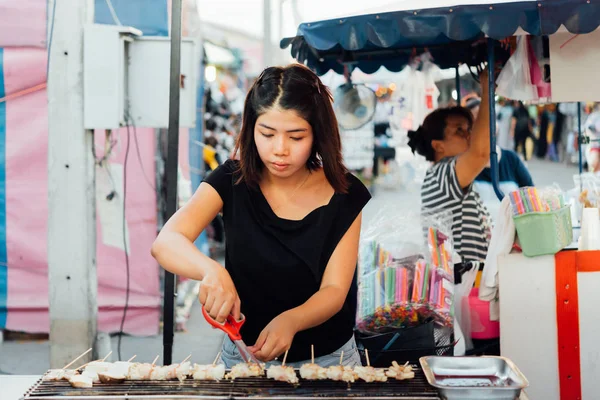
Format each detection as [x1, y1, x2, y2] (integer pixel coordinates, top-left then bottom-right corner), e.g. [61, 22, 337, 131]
[201, 306, 261, 364]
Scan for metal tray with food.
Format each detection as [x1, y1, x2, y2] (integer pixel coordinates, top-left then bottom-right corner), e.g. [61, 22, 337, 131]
[419, 356, 529, 400]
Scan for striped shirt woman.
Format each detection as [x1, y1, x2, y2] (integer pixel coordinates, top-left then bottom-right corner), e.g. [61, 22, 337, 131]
[421, 157, 491, 262]
[408, 69, 492, 263]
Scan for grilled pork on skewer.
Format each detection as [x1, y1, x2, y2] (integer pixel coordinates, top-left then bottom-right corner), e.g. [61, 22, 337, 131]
[265, 350, 297, 384]
[385, 361, 415, 380]
[84, 361, 113, 375]
[325, 350, 357, 383]
[128, 363, 154, 380]
[97, 362, 132, 383]
[68, 371, 98, 388]
[266, 365, 299, 384]
[191, 364, 226, 381]
[326, 365, 357, 383]
[69, 375, 93, 389]
[148, 360, 191, 381]
[299, 363, 327, 380]
[44, 369, 78, 381]
[354, 366, 388, 383]
[300, 346, 327, 380]
[175, 361, 192, 382]
[225, 363, 264, 379]
[149, 364, 178, 380]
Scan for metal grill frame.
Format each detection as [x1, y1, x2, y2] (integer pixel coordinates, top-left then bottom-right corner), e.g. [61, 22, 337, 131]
[22, 367, 441, 400]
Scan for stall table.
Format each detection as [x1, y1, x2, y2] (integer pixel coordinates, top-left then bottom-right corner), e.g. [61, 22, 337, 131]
[499, 250, 600, 400]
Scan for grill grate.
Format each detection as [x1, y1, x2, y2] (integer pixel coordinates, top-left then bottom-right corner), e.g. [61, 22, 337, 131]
[22, 367, 440, 399]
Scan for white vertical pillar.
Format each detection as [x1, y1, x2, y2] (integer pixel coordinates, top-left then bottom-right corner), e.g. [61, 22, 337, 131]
[47, 0, 97, 367]
[263, 0, 272, 68]
[277, 0, 284, 65]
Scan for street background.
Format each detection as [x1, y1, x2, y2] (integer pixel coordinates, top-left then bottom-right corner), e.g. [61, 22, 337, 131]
[0, 157, 578, 375]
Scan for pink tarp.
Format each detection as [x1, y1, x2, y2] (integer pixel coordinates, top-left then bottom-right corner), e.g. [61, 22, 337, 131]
[0, 0, 47, 48]
[2, 47, 162, 335]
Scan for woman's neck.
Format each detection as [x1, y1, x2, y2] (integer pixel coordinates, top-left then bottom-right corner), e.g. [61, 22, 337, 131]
[261, 167, 312, 191]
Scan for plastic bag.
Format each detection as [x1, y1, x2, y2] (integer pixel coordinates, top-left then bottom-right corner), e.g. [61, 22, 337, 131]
[356, 208, 455, 334]
[453, 262, 480, 352]
[572, 172, 600, 225]
[496, 36, 538, 102]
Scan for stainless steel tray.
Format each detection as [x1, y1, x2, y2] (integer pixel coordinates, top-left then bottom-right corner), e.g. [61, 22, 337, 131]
[419, 356, 529, 400]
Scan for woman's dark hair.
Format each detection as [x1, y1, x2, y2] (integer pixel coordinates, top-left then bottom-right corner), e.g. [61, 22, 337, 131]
[465, 97, 481, 111]
[234, 64, 349, 193]
[407, 107, 474, 162]
[204, 136, 218, 148]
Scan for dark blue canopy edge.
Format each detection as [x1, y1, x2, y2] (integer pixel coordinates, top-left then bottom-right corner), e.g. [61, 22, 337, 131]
[281, 0, 600, 75]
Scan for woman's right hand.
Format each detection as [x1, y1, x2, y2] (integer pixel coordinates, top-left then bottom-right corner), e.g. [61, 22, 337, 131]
[198, 265, 241, 323]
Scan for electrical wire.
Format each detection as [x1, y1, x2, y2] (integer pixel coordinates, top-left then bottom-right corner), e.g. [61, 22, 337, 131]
[104, 0, 122, 26]
[130, 119, 157, 191]
[117, 125, 131, 361]
[46, 0, 58, 76]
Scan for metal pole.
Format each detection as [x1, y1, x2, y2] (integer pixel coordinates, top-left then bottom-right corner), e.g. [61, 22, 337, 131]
[578, 102, 584, 178]
[163, 0, 183, 366]
[455, 65, 461, 105]
[487, 38, 503, 201]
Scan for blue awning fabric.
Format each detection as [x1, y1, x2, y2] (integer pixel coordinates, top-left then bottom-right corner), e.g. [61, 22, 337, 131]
[281, 0, 600, 75]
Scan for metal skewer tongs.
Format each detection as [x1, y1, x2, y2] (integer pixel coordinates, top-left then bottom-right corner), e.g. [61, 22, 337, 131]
[201, 306, 261, 364]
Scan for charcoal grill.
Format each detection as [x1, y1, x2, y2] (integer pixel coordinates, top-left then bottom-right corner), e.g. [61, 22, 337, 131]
[21, 367, 440, 399]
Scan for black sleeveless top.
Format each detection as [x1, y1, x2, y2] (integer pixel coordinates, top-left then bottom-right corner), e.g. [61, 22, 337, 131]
[203, 159, 371, 362]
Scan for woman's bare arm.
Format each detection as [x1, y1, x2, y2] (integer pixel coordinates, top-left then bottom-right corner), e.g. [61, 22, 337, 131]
[151, 182, 224, 281]
[455, 70, 491, 188]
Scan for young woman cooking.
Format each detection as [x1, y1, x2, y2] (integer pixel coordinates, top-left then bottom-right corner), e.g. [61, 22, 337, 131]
[151, 64, 371, 368]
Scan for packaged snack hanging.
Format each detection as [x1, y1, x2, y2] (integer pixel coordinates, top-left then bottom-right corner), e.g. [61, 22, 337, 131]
[356, 208, 455, 334]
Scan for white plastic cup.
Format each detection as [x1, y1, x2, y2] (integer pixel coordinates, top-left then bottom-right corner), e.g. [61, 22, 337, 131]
[579, 207, 600, 251]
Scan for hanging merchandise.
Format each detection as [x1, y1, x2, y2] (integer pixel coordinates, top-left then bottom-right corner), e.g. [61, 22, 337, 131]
[389, 54, 440, 137]
[496, 36, 538, 101]
[526, 36, 551, 102]
[420, 53, 441, 117]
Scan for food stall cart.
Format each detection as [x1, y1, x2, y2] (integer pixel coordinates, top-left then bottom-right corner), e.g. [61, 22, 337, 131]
[279, 0, 600, 399]
[8, 1, 599, 399]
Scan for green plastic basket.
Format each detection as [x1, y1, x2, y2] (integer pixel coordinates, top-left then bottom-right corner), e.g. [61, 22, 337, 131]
[513, 206, 573, 257]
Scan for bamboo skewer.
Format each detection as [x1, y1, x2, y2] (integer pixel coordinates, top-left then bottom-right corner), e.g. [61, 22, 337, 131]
[311, 345, 314, 364]
[281, 350, 289, 367]
[151, 355, 160, 366]
[339, 351, 344, 365]
[181, 355, 192, 364]
[74, 360, 94, 370]
[127, 355, 137, 362]
[62, 348, 92, 370]
[75, 351, 111, 371]
[101, 351, 112, 362]
[365, 349, 371, 367]
[212, 351, 221, 366]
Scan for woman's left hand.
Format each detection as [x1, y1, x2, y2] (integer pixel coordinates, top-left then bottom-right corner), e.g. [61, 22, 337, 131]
[248, 312, 300, 362]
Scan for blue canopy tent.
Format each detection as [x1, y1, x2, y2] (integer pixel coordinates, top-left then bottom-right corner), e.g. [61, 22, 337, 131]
[281, 0, 600, 199]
